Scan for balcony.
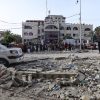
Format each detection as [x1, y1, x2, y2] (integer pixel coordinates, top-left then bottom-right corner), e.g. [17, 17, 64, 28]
[44, 25, 59, 32]
[44, 29, 59, 32]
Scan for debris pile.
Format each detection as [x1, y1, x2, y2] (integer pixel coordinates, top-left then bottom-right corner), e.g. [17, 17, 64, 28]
[0, 64, 28, 89]
[0, 54, 100, 100]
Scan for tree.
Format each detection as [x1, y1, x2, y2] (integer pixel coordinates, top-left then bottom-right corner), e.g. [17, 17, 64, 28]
[95, 26, 100, 53]
[89, 31, 94, 43]
[93, 34, 97, 42]
[94, 26, 100, 35]
[13, 34, 22, 43]
[94, 26, 100, 42]
[1, 31, 14, 44]
[1, 30, 22, 44]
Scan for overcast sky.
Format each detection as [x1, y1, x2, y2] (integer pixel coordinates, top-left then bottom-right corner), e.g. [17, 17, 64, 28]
[0, 0, 100, 35]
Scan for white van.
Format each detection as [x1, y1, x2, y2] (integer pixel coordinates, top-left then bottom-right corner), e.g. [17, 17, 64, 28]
[0, 44, 23, 66]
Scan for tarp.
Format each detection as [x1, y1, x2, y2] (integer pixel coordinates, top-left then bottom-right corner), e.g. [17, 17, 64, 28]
[64, 39, 76, 45]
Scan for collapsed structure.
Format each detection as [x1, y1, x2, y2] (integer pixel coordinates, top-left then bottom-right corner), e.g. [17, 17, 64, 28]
[0, 54, 100, 100]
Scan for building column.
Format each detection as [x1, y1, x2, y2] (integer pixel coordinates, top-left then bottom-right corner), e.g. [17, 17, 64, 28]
[28, 74, 32, 82]
[22, 75, 27, 82]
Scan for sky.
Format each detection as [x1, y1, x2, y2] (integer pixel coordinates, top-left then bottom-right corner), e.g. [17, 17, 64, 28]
[0, 0, 100, 36]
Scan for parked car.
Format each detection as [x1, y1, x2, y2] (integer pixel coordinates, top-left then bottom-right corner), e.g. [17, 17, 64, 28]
[85, 43, 97, 50]
[0, 44, 23, 66]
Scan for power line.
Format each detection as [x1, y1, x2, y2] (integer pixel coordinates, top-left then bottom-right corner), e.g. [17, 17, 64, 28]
[46, 0, 48, 16]
[0, 14, 79, 30]
[0, 27, 22, 30]
[10, 27, 22, 29]
[66, 14, 79, 19]
[0, 25, 39, 30]
[0, 19, 21, 24]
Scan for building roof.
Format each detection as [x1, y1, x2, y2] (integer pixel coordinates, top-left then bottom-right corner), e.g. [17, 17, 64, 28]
[26, 20, 44, 22]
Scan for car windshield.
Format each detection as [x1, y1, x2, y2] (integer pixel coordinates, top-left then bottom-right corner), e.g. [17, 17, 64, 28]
[0, 44, 8, 50]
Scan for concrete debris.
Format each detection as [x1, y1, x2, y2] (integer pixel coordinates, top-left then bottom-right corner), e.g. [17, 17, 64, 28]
[0, 54, 100, 100]
[55, 57, 66, 60]
[0, 64, 28, 89]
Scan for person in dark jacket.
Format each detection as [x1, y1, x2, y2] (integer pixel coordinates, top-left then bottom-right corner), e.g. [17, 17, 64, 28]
[96, 35, 100, 53]
[98, 42, 100, 53]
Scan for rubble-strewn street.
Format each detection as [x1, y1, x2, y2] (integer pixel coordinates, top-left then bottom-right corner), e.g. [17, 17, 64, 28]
[0, 50, 100, 100]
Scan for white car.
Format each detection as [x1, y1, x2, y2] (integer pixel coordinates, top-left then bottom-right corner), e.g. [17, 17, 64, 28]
[0, 44, 23, 66]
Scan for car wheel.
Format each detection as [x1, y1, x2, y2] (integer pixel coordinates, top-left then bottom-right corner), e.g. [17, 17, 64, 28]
[0, 58, 9, 67]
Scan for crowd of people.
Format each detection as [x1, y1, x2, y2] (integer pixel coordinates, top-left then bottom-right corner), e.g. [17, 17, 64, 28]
[21, 43, 96, 53]
[4, 42, 97, 53]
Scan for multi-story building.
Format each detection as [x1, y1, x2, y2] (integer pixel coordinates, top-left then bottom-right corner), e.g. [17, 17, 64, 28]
[22, 15, 93, 47]
[66, 23, 93, 44]
[44, 15, 66, 46]
[22, 20, 44, 45]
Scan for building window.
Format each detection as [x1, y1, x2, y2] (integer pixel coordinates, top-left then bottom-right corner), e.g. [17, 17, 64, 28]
[49, 34, 57, 38]
[84, 34, 89, 37]
[24, 32, 28, 36]
[38, 29, 40, 34]
[24, 39, 26, 42]
[29, 32, 33, 36]
[84, 34, 86, 36]
[67, 34, 71, 37]
[27, 39, 29, 41]
[41, 35, 44, 39]
[60, 26, 64, 30]
[73, 34, 76, 37]
[42, 22, 44, 25]
[73, 27, 78, 30]
[38, 22, 40, 26]
[62, 34, 64, 36]
[45, 25, 58, 29]
[24, 25, 32, 29]
[66, 27, 71, 30]
[42, 29, 44, 32]
[85, 28, 91, 31]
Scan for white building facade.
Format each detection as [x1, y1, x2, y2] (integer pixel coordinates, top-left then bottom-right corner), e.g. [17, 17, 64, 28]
[22, 20, 44, 45]
[22, 15, 93, 46]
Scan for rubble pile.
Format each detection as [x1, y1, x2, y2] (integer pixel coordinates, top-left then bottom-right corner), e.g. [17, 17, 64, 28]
[0, 55, 100, 100]
[0, 64, 28, 88]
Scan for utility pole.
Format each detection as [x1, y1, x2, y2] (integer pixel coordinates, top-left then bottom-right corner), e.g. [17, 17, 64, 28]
[79, 0, 82, 50]
[46, 0, 48, 16]
[57, 20, 60, 49]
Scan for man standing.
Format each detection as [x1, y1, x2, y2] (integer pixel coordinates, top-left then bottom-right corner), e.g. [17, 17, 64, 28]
[94, 26, 100, 53]
[96, 34, 100, 53]
[98, 42, 100, 53]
